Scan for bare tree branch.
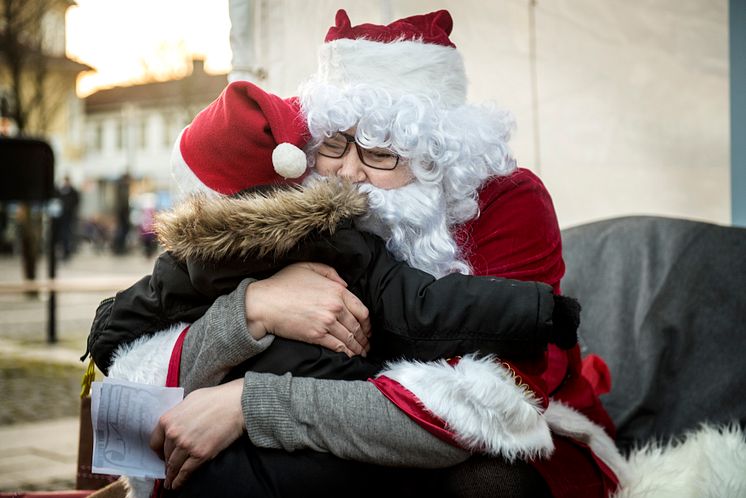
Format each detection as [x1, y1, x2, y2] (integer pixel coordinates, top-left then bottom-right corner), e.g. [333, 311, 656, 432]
[0, 0, 69, 135]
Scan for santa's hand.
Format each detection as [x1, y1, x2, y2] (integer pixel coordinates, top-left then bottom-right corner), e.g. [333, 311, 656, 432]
[150, 379, 244, 490]
[244, 262, 371, 357]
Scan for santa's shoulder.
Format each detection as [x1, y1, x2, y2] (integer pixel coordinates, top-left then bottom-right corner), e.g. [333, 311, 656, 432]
[461, 167, 563, 290]
[477, 167, 554, 209]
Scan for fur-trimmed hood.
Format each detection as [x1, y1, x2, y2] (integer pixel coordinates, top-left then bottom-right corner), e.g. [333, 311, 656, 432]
[155, 179, 368, 262]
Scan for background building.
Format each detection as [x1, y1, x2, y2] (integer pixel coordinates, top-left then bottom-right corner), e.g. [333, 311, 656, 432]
[0, 0, 90, 262]
[0, 0, 90, 164]
[79, 59, 227, 218]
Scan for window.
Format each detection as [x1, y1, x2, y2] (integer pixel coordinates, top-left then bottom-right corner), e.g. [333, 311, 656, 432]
[162, 113, 174, 147]
[41, 11, 66, 57]
[139, 118, 148, 149]
[116, 120, 124, 150]
[93, 122, 103, 151]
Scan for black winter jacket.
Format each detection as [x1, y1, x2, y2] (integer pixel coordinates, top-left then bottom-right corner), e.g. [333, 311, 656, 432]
[87, 180, 576, 375]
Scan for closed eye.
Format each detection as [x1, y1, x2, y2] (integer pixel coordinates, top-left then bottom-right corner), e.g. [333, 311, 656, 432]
[322, 141, 345, 150]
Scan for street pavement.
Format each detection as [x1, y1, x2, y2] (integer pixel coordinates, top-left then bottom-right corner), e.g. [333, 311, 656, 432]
[0, 247, 157, 492]
[0, 417, 82, 491]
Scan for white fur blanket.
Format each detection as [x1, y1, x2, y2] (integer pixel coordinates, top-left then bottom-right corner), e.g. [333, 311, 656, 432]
[615, 424, 746, 498]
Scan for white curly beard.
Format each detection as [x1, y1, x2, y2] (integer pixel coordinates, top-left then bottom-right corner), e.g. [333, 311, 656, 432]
[304, 172, 470, 278]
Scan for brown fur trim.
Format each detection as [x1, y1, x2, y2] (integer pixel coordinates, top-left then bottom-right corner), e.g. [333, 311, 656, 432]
[155, 180, 368, 262]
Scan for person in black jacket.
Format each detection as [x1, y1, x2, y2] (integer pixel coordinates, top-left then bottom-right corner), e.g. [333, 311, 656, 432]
[57, 175, 80, 260]
[88, 178, 578, 379]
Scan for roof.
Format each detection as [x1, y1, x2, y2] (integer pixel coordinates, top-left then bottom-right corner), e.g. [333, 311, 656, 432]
[49, 54, 93, 73]
[85, 60, 228, 114]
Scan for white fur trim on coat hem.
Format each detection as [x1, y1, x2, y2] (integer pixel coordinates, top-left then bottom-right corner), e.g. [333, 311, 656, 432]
[377, 354, 554, 461]
[170, 127, 220, 200]
[545, 401, 629, 487]
[107, 323, 186, 385]
[107, 323, 187, 498]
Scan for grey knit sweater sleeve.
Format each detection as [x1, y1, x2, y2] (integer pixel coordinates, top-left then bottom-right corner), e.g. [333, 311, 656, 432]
[178, 278, 274, 393]
[178, 277, 470, 467]
[241, 372, 471, 467]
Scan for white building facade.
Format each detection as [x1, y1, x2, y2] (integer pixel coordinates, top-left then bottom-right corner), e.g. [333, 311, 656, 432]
[77, 60, 227, 216]
[228, 0, 730, 228]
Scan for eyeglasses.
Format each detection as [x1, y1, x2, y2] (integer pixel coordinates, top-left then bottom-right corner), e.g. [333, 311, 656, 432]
[317, 132, 400, 171]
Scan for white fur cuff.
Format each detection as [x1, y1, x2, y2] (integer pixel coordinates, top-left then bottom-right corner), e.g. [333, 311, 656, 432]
[377, 354, 554, 461]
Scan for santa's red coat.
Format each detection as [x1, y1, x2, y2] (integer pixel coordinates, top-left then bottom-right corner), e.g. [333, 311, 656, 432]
[373, 168, 618, 498]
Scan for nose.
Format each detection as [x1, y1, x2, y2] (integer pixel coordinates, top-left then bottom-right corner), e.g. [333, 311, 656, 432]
[336, 146, 367, 183]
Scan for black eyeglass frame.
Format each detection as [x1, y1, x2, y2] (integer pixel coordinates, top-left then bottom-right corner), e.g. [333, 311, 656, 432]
[317, 132, 401, 171]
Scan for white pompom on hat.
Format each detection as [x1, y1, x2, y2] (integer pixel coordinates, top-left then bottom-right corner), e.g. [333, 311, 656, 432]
[271, 142, 308, 179]
[171, 81, 310, 196]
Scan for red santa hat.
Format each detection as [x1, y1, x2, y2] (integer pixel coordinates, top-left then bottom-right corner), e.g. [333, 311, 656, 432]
[315, 9, 467, 108]
[171, 81, 309, 196]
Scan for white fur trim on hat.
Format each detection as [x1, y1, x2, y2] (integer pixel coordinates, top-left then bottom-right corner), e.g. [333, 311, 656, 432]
[170, 127, 220, 198]
[317, 38, 467, 107]
[272, 142, 307, 179]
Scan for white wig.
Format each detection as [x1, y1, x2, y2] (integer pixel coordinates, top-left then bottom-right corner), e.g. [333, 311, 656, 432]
[299, 80, 517, 226]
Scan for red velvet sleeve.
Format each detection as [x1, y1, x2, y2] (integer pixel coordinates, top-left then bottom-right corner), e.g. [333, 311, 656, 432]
[454, 168, 565, 293]
[371, 168, 617, 463]
[454, 167, 565, 387]
[458, 170, 616, 438]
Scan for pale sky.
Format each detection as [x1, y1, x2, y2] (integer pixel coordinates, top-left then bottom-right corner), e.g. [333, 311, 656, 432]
[65, 0, 232, 97]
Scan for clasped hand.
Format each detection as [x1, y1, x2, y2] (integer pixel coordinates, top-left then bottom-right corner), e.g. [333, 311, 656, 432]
[244, 262, 372, 356]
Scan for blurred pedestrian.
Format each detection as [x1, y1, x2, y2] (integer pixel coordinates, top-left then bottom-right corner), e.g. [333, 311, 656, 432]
[138, 193, 158, 258]
[112, 173, 131, 255]
[81, 214, 109, 253]
[0, 203, 11, 254]
[57, 175, 79, 260]
[16, 202, 42, 298]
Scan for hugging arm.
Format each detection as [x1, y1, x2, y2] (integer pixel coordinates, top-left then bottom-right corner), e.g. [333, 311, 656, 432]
[357, 230, 568, 361]
[175, 275, 470, 467]
[90, 177, 569, 375]
[174, 265, 564, 467]
[178, 279, 274, 392]
[242, 373, 470, 467]
[176, 173, 568, 466]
